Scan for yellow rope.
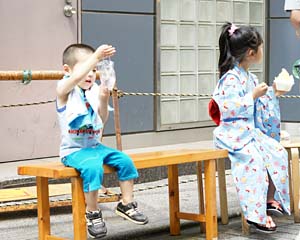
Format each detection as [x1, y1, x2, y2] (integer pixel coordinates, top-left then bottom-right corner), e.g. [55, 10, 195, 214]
[0, 100, 56, 108]
[0, 91, 299, 108]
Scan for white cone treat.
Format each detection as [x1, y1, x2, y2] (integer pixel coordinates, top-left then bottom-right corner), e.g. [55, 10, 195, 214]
[274, 68, 294, 91]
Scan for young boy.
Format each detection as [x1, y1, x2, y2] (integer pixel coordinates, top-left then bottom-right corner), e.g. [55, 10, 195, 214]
[285, 0, 300, 37]
[56, 43, 148, 239]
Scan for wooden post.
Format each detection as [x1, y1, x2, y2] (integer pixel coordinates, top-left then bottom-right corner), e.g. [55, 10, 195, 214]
[196, 162, 206, 233]
[71, 177, 87, 240]
[112, 88, 122, 151]
[0, 70, 100, 81]
[287, 148, 294, 212]
[168, 165, 180, 235]
[36, 177, 51, 240]
[217, 158, 229, 225]
[292, 148, 300, 222]
[204, 159, 218, 240]
[241, 213, 250, 235]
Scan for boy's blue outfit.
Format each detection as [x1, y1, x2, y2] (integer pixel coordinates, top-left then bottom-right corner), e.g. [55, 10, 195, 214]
[57, 77, 138, 193]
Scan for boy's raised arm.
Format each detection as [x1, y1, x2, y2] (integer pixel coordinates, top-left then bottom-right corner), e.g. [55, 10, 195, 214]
[57, 45, 116, 106]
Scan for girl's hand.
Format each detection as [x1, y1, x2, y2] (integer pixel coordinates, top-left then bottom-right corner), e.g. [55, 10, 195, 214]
[95, 44, 116, 61]
[273, 83, 288, 96]
[253, 82, 268, 99]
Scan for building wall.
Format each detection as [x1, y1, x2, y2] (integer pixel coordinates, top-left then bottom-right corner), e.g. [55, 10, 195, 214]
[159, 0, 265, 131]
[0, 0, 268, 163]
[81, 0, 155, 135]
[0, 0, 78, 162]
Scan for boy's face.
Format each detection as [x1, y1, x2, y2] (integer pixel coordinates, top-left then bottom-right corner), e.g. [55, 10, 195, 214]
[71, 51, 97, 90]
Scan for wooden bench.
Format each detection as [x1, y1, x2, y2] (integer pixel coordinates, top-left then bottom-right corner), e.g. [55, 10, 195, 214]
[281, 140, 300, 223]
[18, 148, 228, 240]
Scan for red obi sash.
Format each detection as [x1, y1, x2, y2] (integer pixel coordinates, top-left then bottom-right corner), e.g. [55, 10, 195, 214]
[208, 99, 221, 126]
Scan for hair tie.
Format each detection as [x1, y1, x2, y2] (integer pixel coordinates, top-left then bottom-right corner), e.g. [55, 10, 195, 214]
[228, 24, 238, 36]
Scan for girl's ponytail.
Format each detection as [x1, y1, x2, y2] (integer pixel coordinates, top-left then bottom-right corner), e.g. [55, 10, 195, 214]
[218, 22, 235, 78]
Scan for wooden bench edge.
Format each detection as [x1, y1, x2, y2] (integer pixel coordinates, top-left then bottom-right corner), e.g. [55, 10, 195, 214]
[17, 149, 228, 178]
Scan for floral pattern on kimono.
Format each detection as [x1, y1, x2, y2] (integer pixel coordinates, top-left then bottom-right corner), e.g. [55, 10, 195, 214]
[212, 65, 290, 224]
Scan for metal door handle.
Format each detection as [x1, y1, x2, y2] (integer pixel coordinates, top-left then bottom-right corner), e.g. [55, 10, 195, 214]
[64, 4, 76, 17]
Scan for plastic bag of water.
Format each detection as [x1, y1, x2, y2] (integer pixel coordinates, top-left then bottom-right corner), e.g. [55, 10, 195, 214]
[96, 59, 116, 90]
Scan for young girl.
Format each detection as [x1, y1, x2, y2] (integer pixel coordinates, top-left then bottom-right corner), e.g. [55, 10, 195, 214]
[210, 22, 290, 233]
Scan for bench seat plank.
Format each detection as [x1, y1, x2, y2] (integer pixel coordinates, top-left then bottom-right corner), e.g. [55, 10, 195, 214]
[18, 149, 228, 178]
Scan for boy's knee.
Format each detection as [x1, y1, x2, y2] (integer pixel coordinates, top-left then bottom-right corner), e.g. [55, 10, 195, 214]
[115, 157, 137, 178]
[82, 167, 104, 192]
[123, 156, 135, 167]
[83, 166, 104, 179]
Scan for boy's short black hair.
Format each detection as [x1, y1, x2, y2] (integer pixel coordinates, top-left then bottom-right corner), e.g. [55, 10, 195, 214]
[62, 43, 95, 68]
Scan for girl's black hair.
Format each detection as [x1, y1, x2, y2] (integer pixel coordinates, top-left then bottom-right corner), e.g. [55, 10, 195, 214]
[218, 22, 263, 78]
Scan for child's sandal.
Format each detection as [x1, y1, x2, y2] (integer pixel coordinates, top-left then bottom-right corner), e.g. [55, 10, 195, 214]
[267, 200, 284, 216]
[246, 216, 277, 233]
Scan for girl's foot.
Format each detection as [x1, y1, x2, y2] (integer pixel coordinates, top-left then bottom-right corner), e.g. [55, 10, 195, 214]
[267, 200, 284, 216]
[247, 216, 277, 233]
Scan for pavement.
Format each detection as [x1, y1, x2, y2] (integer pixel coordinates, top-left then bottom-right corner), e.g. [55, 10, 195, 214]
[0, 141, 300, 240]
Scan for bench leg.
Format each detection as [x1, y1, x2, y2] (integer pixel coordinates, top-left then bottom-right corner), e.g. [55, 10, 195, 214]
[168, 165, 180, 235]
[287, 148, 294, 212]
[196, 162, 206, 233]
[36, 177, 50, 240]
[204, 159, 218, 240]
[217, 158, 229, 225]
[71, 177, 87, 240]
[292, 148, 300, 222]
[241, 213, 250, 235]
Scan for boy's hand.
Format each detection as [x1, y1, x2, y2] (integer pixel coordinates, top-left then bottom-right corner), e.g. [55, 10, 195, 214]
[273, 83, 288, 96]
[253, 82, 268, 99]
[98, 85, 110, 124]
[99, 84, 110, 101]
[290, 10, 300, 38]
[96, 45, 116, 61]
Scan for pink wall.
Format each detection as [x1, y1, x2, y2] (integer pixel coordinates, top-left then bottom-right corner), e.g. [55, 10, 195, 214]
[0, 0, 78, 162]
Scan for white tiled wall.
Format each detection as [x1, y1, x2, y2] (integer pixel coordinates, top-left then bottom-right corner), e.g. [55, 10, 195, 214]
[159, 0, 265, 129]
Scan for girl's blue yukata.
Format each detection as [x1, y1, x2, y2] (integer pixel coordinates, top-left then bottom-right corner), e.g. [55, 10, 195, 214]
[212, 65, 290, 225]
[57, 77, 138, 193]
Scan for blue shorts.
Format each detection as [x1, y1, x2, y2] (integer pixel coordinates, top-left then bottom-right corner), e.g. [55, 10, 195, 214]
[61, 144, 138, 193]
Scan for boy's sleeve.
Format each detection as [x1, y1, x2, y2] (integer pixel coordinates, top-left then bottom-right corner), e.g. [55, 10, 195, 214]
[285, 0, 300, 10]
[254, 87, 281, 142]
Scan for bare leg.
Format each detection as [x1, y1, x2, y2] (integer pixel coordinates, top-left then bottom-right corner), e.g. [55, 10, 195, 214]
[119, 180, 134, 204]
[84, 190, 99, 211]
[267, 174, 276, 202]
[266, 174, 283, 214]
[99, 185, 107, 194]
